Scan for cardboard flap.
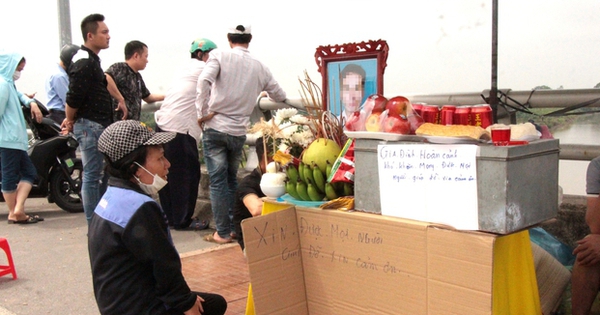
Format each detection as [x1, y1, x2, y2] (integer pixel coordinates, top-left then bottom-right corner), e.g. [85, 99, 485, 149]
[296, 207, 429, 314]
[242, 207, 309, 315]
[427, 227, 496, 313]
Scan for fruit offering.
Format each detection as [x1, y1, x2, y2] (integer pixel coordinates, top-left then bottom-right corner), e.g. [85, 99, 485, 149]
[302, 138, 341, 174]
[284, 161, 354, 202]
[357, 94, 424, 135]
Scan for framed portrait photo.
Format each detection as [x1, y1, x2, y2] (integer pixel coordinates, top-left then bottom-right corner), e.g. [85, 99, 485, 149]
[315, 40, 389, 119]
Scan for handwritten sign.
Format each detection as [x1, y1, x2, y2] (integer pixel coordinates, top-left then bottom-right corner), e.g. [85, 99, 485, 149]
[377, 144, 479, 230]
[243, 207, 432, 314]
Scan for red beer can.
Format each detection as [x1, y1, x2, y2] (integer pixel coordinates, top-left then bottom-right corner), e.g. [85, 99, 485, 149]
[440, 105, 456, 125]
[453, 106, 471, 125]
[411, 103, 424, 117]
[470, 104, 493, 128]
[421, 105, 440, 124]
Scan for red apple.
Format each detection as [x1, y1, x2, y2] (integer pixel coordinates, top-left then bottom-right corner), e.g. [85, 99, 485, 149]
[386, 96, 411, 117]
[383, 114, 411, 134]
[363, 94, 388, 114]
[407, 114, 425, 135]
[365, 112, 383, 132]
[345, 111, 362, 131]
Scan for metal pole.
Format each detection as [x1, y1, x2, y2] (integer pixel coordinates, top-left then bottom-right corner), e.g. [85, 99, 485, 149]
[490, 0, 500, 123]
[57, 0, 72, 50]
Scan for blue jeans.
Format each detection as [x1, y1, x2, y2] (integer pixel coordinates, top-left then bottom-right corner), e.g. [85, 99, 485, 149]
[0, 148, 37, 193]
[73, 118, 108, 223]
[202, 129, 246, 238]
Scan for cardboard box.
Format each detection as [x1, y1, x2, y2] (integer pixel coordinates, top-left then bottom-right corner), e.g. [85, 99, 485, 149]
[354, 139, 559, 234]
[242, 206, 540, 314]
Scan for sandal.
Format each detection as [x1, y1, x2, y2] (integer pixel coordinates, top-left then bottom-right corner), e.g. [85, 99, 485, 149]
[8, 216, 39, 224]
[32, 215, 44, 222]
[203, 232, 232, 244]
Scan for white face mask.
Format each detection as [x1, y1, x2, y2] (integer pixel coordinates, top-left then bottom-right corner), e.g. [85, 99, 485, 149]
[134, 162, 168, 195]
[12, 70, 21, 81]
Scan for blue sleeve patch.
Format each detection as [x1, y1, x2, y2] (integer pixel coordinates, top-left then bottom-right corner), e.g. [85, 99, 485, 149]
[94, 187, 155, 228]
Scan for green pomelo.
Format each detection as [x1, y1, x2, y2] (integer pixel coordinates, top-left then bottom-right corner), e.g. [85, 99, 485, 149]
[302, 138, 342, 174]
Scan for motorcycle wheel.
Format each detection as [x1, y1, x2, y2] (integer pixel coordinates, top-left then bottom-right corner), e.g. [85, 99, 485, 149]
[49, 159, 84, 213]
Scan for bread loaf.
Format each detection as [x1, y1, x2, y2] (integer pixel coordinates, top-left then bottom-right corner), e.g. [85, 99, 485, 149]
[415, 123, 491, 140]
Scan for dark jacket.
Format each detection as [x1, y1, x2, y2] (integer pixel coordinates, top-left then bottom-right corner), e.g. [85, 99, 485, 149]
[233, 167, 265, 250]
[88, 177, 196, 315]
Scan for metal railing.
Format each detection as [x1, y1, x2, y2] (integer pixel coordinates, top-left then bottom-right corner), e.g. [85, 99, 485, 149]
[142, 87, 599, 166]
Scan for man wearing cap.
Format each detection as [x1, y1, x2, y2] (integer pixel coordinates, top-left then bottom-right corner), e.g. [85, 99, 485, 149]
[196, 25, 287, 244]
[155, 38, 217, 231]
[44, 44, 79, 124]
[89, 120, 227, 315]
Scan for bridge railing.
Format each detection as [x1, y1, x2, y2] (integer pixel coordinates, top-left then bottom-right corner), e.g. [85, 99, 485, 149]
[142, 87, 600, 162]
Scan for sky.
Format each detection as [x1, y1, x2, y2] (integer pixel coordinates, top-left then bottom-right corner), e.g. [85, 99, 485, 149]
[2, 0, 600, 105]
[1, 0, 598, 196]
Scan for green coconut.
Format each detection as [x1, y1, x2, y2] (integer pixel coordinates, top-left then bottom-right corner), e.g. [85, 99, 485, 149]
[302, 138, 342, 174]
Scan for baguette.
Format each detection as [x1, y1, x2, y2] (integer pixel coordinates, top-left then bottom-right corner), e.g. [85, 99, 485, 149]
[416, 123, 491, 140]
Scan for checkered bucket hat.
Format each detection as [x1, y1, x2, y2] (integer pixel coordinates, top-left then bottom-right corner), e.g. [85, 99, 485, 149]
[98, 120, 175, 163]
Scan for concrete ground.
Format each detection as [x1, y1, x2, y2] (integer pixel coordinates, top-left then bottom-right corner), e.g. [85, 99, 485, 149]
[0, 197, 221, 315]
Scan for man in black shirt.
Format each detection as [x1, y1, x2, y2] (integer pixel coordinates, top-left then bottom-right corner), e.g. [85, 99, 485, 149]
[62, 13, 124, 223]
[105, 40, 164, 121]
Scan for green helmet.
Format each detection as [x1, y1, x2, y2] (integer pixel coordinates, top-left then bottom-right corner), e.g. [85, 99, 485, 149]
[189, 38, 217, 53]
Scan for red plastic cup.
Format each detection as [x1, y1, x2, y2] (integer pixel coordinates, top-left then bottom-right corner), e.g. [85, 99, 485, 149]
[491, 125, 511, 146]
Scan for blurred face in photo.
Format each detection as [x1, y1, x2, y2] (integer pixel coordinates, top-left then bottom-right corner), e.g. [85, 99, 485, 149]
[341, 72, 364, 113]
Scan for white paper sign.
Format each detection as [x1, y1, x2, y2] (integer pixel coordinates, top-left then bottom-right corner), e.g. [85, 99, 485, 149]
[377, 144, 479, 230]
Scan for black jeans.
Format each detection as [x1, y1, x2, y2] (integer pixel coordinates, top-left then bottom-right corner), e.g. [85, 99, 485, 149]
[47, 109, 66, 125]
[157, 129, 201, 229]
[165, 291, 227, 315]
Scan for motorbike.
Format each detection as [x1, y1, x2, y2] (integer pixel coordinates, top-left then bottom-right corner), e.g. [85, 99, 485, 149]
[0, 100, 83, 213]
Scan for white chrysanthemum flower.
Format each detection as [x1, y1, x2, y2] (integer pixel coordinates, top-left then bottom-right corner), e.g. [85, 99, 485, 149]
[298, 130, 315, 146]
[290, 114, 309, 125]
[290, 132, 305, 146]
[278, 122, 296, 139]
[275, 108, 298, 121]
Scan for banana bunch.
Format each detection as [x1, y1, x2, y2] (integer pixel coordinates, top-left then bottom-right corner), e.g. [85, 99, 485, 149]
[285, 161, 354, 202]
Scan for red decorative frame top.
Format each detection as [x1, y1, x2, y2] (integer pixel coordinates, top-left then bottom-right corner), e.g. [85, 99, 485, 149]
[315, 39, 389, 112]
